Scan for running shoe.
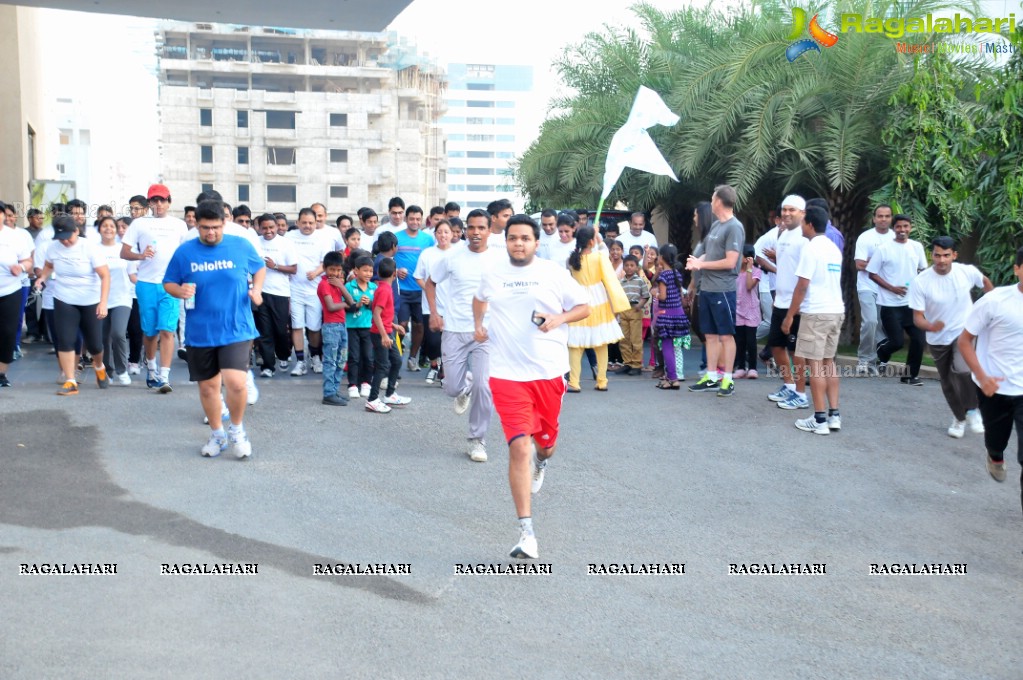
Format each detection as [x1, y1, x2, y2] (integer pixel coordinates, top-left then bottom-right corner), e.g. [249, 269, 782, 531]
[359, 383, 371, 398]
[947, 419, 965, 439]
[966, 409, 985, 434]
[95, 369, 110, 389]
[827, 414, 842, 431]
[146, 375, 160, 389]
[510, 532, 539, 560]
[116, 372, 131, 386]
[228, 425, 251, 459]
[778, 393, 809, 410]
[425, 367, 439, 384]
[687, 376, 719, 393]
[716, 379, 735, 398]
[0, 374, 10, 388]
[795, 416, 830, 435]
[201, 431, 228, 457]
[310, 355, 323, 374]
[767, 386, 795, 402]
[406, 358, 421, 372]
[454, 388, 471, 415]
[348, 385, 360, 399]
[57, 380, 79, 396]
[900, 376, 924, 387]
[382, 393, 411, 406]
[322, 394, 349, 406]
[278, 359, 290, 371]
[987, 455, 1006, 482]
[156, 379, 173, 394]
[380, 377, 388, 391]
[291, 361, 308, 376]
[468, 438, 488, 462]
[365, 398, 392, 414]
[128, 362, 141, 375]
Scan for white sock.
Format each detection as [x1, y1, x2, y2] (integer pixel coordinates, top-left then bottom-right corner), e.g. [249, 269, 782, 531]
[160, 367, 170, 381]
[723, 372, 733, 382]
[147, 357, 158, 377]
[518, 516, 534, 536]
[785, 383, 796, 392]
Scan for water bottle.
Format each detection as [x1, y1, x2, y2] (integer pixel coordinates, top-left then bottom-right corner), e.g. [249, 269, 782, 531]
[184, 282, 196, 310]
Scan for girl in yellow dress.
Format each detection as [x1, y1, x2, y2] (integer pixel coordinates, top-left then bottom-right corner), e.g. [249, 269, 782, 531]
[566, 225, 630, 391]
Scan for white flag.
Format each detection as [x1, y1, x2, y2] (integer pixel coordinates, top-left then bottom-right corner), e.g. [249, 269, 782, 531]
[601, 86, 680, 199]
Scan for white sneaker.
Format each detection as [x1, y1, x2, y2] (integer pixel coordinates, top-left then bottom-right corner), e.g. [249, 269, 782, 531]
[116, 372, 131, 386]
[966, 410, 985, 434]
[310, 355, 323, 374]
[382, 393, 411, 406]
[128, 362, 141, 376]
[291, 361, 307, 376]
[278, 359, 290, 371]
[425, 367, 439, 384]
[406, 358, 421, 372]
[510, 532, 538, 559]
[246, 370, 259, 405]
[827, 414, 841, 431]
[795, 416, 830, 435]
[468, 438, 487, 462]
[947, 419, 966, 439]
[360, 383, 371, 398]
[454, 388, 471, 415]
[228, 425, 251, 459]
[260, 368, 273, 379]
[348, 385, 360, 399]
[855, 363, 868, 376]
[365, 398, 392, 414]
[380, 377, 388, 391]
[530, 444, 546, 494]
[201, 431, 228, 457]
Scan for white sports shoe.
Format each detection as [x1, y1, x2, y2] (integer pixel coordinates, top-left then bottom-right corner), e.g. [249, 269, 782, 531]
[291, 361, 307, 376]
[116, 372, 131, 386]
[454, 389, 471, 416]
[128, 362, 141, 376]
[966, 410, 985, 434]
[360, 383, 371, 398]
[260, 368, 273, 379]
[310, 355, 323, 374]
[246, 370, 259, 405]
[228, 425, 251, 459]
[795, 416, 830, 435]
[382, 393, 411, 406]
[201, 431, 228, 457]
[827, 414, 841, 431]
[348, 385, 360, 399]
[380, 377, 388, 391]
[365, 398, 392, 414]
[947, 419, 966, 439]
[510, 532, 538, 559]
[425, 367, 439, 384]
[468, 438, 487, 462]
[278, 359, 290, 371]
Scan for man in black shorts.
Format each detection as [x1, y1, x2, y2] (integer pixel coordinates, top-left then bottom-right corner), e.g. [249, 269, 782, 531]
[163, 200, 266, 459]
[766, 195, 810, 409]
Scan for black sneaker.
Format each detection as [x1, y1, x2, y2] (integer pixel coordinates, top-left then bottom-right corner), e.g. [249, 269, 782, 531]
[322, 394, 349, 406]
[0, 374, 11, 387]
[900, 376, 924, 386]
[716, 380, 735, 397]
[688, 376, 720, 393]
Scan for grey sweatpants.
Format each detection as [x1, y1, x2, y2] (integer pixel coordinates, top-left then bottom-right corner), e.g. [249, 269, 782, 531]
[441, 331, 493, 440]
[857, 289, 886, 365]
[102, 305, 131, 375]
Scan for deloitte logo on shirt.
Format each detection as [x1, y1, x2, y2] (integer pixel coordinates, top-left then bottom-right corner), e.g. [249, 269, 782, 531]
[191, 260, 235, 272]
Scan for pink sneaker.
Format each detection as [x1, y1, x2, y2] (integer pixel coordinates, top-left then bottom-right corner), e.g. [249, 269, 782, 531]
[747, 369, 759, 379]
[733, 369, 747, 380]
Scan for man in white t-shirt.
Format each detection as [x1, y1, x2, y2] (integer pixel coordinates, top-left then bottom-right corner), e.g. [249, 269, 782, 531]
[618, 212, 659, 254]
[359, 208, 381, 253]
[474, 215, 590, 560]
[426, 209, 503, 463]
[783, 206, 845, 435]
[254, 213, 298, 377]
[486, 198, 513, 247]
[909, 235, 993, 438]
[536, 209, 558, 261]
[119, 183, 188, 392]
[958, 247, 1023, 493]
[286, 207, 331, 375]
[311, 202, 344, 250]
[867, 214, 928, 384]
[854, 205, 895, 374]
[753, 222, 781, 341]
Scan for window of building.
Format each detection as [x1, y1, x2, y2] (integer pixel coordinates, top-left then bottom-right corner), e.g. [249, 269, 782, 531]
[496, 101, 515, 109]
[79, 130, 91, 146]
[448, 133, 466, 141]
[467, 134, 495, 143]
[447, 184, 467, 192]
[496, 151, 514, 159]
[497, 118, 515, 125]
[467, 83, 495, 91]
[266, 147, 296, 165]
[445, 100, 466, 108]
[467, 184, 494, 192]
[466, 64, 495, 79]
[467, 100, 496, 108]
[467, 168, 495, 175]
[440, 116, 466, 125]
[265, 110, 296, 129]
[329, 149, 348, 163]
[56, 163, 66, 174]
[329, 113, 348, 127]
[200, 108, 212, 126]
[237, 110, 249, 128]
[201, 183, 214, 195]
[59, 129, 71, 145]
[466, 117, 493, 125]
[267, 185, 297, 203]
[448, 151, 466, 158]
[238, 184, 250, 202]
[467, 151, 494, 159]
[448, 168, 466, 174]
[329, 185, 349, 199]
[200, 145, 213, 163]
[497, 135, 515, 142]
[237, 146, 249, 164]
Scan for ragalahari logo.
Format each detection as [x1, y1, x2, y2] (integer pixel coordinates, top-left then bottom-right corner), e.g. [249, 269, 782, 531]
[786, 7, 839, 62]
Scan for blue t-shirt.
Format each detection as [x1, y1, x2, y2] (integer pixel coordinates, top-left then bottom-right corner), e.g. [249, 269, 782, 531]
[394, 229, 435, 293]
[163, 235, 266, 347]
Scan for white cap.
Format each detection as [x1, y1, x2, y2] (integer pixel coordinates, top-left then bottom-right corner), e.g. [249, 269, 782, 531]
[781, 195, 806, 211]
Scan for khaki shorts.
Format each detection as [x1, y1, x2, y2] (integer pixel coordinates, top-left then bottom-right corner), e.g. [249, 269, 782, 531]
[795, 313, 844, 361]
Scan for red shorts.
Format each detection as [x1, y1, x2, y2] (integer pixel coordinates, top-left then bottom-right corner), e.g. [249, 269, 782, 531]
[489, 376, 567, 448]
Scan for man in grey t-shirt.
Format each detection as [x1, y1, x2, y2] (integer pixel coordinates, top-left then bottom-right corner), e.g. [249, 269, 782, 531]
[686, 184, 745, 397]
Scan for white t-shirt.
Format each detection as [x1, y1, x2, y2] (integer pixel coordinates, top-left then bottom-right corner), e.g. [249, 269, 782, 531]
[475, 256, 589, 381]
[537, 230, 557, 261]
[100, 242, 132, 308]
[866, 239, 927, 307]
[546, 240, 575, 269]
[46, 239, 106, 306]
[908, 263, 985, 345]
[772, 227, 808, 309]
[121, 216, 188, 284]
[286, 229, 331, 301]
[317, 225, 344, 251]
[754, 227, 780, 293]
[361, 229, 380, 254]
[34, 232, 55, 309]
[257, 235, 298, 297]
[430, 246, 504, 333]
[854, 228, 896, 293]
[413, 245, 453, 312]
[0, 228, 34, 297]
[618, 229, 658, 254]
[185, 222, 262, 252]
[793, 235, 844, 314]
[489, 230, 506, 247]
[964, 284, 1023, 396]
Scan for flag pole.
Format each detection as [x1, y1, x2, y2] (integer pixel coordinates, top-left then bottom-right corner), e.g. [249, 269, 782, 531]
[593, 196, 605, 233]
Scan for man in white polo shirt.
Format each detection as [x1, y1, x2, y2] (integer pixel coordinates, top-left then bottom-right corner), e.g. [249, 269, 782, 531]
[254, 213, 297, 377]
[854, 205, 895, 375]
[618, 212, 659, 254]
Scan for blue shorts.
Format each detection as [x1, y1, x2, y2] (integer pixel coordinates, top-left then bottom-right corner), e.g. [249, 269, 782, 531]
[698, 290, 737, 336]
[398, 289, 423, 325]
[136, 281, 180, 336]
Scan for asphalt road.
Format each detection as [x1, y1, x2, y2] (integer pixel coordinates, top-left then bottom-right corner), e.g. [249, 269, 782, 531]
[1, 343, 1020, 678]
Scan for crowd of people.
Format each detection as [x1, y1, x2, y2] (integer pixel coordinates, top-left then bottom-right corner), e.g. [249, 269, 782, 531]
[1, 181, 1021, 556]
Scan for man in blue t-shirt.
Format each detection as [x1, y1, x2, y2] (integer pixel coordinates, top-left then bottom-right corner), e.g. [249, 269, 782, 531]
[164, 199, 266, 460]
[393, 205, 436, 373]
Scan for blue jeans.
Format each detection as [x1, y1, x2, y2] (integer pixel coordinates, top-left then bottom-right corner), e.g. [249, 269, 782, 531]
[321, 322, 348, 398]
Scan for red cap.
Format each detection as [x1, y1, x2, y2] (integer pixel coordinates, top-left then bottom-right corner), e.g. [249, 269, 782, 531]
[147, 183, 171, 200]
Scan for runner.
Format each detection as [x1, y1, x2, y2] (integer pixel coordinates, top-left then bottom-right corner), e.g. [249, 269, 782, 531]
[473, 214, 590, 559]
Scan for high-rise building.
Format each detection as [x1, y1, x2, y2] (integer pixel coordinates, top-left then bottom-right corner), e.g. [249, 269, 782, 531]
[155, 22, 446, 215]
[441, 64, 537, 211]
